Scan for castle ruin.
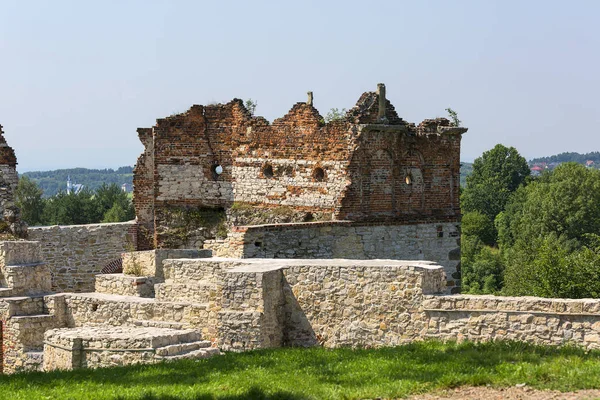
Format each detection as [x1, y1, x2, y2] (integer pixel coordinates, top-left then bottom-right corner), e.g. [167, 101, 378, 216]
[0, 86, 600, 374]
[134, 84, 465, 292]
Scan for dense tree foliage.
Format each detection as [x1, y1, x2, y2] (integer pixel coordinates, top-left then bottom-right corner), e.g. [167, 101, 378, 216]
[503, 233, 600, 298]
[462, 152, 600, 299]
[497, 163, 600, 247]
[16, 179, 134, 226]
[460, 144, 530, 294]
[461, 144, 530, 226]
[498, 163, 600, 297]
[15, 176, 45, 226]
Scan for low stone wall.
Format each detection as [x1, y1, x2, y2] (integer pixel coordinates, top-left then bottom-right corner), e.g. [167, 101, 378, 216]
[29, 222, 137, 292]
[423, 295, 600, 349]
[95, 274, 155, 298]
[122, 249, 211, 281]
[205, 220, 461, 293]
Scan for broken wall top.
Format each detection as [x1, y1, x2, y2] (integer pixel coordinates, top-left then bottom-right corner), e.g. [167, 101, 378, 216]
[0, 125, 17, 167]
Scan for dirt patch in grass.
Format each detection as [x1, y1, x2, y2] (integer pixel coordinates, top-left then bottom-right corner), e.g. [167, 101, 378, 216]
[409, 386, 600, 399]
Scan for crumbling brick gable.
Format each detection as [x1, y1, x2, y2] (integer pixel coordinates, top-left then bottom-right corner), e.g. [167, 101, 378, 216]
[346, 91, 405, 125]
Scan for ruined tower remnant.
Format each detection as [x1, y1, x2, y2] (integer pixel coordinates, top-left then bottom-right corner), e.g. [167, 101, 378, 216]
[133, 85, 468, 291]
[0, 125, 27, 238]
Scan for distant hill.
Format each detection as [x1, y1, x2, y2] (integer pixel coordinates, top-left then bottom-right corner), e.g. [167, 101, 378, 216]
[529, 152, 600, 166]
[22, 167, 133, 197]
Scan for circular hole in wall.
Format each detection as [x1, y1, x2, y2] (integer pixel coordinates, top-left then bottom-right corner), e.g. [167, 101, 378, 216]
[211, 164, 224, 179]
[262, 164, 274, 178]
[313, 167, 325, 182]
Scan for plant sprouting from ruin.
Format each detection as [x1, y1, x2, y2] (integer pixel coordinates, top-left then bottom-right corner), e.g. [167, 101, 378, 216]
[445, 108, 461, 127]
[325, 108, 347, 123]
[245, 99, 257, 116]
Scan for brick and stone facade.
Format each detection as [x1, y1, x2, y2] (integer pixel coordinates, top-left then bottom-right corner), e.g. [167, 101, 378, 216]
[133, 85, 467, 290]
[134, 85, 466, 247]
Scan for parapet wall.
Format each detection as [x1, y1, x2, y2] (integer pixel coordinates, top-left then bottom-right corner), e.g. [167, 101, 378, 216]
[205, 220, 461, 293]
[28, 222, 136, 292]
[423, 295, 600, 347]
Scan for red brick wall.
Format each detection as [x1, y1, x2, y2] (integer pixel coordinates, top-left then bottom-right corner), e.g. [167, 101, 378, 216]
[133, 90, 467, 248]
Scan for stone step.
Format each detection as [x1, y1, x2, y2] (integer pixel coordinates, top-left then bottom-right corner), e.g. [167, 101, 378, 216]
[155, 347, 221, 361]
[154, 281, 216, 303]
[162, 259, 236, 283]
[155, 340, 212, 357]
[0, 287, 15, 297]
[95, 274, 155, 298]
[131, 319, 186, 330]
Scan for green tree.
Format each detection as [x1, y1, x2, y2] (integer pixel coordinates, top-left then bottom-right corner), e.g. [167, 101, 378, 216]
[498, 163, 600, 248]
[462, 144, 530, 237]
[461, 211, 496, 246]
[504, 234, 600, 298]
[95, 183, 134, 222]
[42, 188, 99, 225]
[499, 164, 600, 298]
[102, 202, 129, 223]
[15, 176, 45, 226]
[462, 245, 505, 294]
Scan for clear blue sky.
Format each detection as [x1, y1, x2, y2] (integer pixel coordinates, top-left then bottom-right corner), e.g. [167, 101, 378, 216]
[1, 0, 599, 172]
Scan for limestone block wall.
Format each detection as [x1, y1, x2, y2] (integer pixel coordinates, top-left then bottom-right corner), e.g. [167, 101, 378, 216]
[0, 295, 66, 374]
[29, 222, 137, 292]
[0, 241, 51, 296]
[122, 249, 211, 281]
[281, 260, 444, 348]
[218, 265, 284, 351]
[423, 295, 600, 350]
[94, 274, 155, 298]
[231, 159, 347, 210]
[205, 221, 461, 293]
[0, 165, 18, 213]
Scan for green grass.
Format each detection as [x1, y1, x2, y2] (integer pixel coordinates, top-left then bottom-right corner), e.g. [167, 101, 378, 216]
[3, 341, 600, 399]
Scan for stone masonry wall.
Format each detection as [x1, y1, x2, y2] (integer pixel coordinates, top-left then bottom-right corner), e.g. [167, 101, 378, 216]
[205, 221, 462, 293]
[282, 260, 445, 348]
[29, 222, 136, 292]
[423, 295, 600, 348]
[209, 259, 600, 352]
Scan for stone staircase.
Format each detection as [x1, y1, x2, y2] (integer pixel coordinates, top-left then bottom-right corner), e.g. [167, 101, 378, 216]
[1, 295, 65, 373]
[0, 242, 62, 373]
[44, 326, 220, 370]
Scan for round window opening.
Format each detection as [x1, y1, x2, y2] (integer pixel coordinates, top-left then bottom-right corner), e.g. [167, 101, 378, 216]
[313, 167, 325, 182]
[213, 164, 223, 175]
[263, 164, 274, 178]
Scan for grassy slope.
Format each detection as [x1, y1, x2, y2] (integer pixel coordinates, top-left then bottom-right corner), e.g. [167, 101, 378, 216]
[2, 341, 600, 400]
